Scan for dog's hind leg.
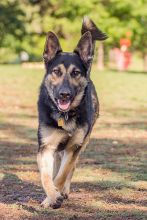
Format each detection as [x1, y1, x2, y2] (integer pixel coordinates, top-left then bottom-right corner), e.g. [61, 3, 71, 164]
[53, 151, 75, 199]
[53, 151, 63, 179]
[54, 127, 88, 194]
[61, 134, 90, 198]
[54, 149, 78, 192]
[61, 166, 75, 199]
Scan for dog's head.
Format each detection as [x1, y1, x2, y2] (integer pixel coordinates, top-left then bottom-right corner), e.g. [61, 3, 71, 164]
[43, 31, 93, 112]
[42, 17, 108, 112]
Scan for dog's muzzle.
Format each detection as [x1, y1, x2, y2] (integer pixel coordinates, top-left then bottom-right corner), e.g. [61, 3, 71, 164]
[57, 88, 72, 111]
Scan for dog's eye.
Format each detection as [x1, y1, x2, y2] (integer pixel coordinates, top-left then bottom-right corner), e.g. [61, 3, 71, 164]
[52, 69, 62, 77]
[71, 70, 81, 78]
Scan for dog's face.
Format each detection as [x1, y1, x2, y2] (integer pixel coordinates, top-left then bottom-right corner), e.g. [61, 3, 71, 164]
[44, 53, 88, 111]
[43, 32, 93, 112]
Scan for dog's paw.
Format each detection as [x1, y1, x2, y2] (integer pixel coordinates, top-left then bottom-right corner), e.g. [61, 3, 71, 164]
[41, 197, 50, 208]
[50, 195, 64, 209]
[61, 192, 69, 199]
[60, 185, 70, 199]
[41, 194, 64, 209]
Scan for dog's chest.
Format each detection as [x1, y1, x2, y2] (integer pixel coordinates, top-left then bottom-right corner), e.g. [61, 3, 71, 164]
[62, 118, 77, 136]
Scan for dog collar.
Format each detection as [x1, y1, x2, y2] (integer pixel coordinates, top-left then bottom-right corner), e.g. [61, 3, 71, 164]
[57, 117, 65, 127]
[57, 110, 76, 128]
[57, 112, 68, 127]
[56, 110, 69, 127]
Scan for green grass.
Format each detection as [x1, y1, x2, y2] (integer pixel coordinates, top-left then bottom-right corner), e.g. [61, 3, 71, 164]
[0, 64, 147, 220]
[91, 69, 147, 113]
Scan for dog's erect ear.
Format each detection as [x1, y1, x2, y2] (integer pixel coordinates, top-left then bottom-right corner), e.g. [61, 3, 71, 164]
[74, 31, 93, 66]
[81, 16, 108, 41]
[43, 32, 62, 63]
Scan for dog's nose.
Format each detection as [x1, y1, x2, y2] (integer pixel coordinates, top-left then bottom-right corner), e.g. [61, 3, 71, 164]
[59, 89, 71, 99]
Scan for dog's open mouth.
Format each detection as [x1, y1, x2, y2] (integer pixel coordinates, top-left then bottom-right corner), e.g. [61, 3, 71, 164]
[57, 99, 71, 111]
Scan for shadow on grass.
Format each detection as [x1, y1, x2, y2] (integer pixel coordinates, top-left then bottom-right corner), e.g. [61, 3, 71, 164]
[0, 173, 146, 220]
[0, 121, 37, 143]
[96, 121, 147, 130]
[102, 107, 147, 119]
[106, 195, 147, 206]
[0, 173, 44, 204]
[0, 115, 147, 219]
[72, 180, 133, 191]
[119, 121, 147, 130]
[82, 138, 147, 181]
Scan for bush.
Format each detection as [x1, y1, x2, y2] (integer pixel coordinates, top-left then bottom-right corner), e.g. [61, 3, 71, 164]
[0, 48, 20, 64]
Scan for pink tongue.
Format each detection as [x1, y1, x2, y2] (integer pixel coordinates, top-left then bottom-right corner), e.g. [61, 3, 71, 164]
[58, 101, 70, 111]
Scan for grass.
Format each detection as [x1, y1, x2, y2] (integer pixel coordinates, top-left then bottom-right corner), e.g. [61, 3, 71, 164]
[0, 64, 147, 220]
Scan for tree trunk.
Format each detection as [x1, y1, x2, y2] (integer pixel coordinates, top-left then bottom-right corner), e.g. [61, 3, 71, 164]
[97, 42, 104, 70]
[143, 53, 147, 72]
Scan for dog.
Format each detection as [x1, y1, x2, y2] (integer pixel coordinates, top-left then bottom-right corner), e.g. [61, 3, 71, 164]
[37, 17, 107, 209]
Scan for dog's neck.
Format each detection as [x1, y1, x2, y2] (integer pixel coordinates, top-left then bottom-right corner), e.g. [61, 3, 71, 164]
[51, 108, 77, 124]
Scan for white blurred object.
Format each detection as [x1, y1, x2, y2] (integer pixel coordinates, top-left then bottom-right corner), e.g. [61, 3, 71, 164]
[20, 51, 29, 62]
[112, 140, 118, 145]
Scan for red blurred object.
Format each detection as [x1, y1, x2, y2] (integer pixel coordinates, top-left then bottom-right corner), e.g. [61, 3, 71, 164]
[111, 35, 132, 71]
[124, 51, 131, 70]
[120, 38, 131, 47]
[112, 47, 132, 71]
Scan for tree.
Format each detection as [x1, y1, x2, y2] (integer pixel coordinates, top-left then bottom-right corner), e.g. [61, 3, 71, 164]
[0, 0, 25, 49]
[0, 0, 147, 70]
[103, 0, 147, 71]
[131, 0, 147, 71]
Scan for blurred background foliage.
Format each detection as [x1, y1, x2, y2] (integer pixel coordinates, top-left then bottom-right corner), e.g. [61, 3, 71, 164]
[0, 0, 147, 70]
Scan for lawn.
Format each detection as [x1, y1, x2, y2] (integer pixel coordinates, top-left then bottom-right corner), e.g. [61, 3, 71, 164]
[0, 65, 147, 220]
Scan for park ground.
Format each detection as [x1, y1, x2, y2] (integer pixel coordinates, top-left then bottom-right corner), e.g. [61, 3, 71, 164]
[0, 65, 147, 220]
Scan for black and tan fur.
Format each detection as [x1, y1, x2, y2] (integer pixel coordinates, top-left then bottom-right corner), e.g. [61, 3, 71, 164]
[37, 17, 107, 209]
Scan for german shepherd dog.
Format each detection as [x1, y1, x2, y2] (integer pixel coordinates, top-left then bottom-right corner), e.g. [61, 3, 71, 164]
[37, 17, 107, 209]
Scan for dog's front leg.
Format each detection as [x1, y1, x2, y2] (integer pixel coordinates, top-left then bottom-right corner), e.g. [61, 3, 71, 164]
[37, 148, 64, 208]
[37, 126, 67, 208]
